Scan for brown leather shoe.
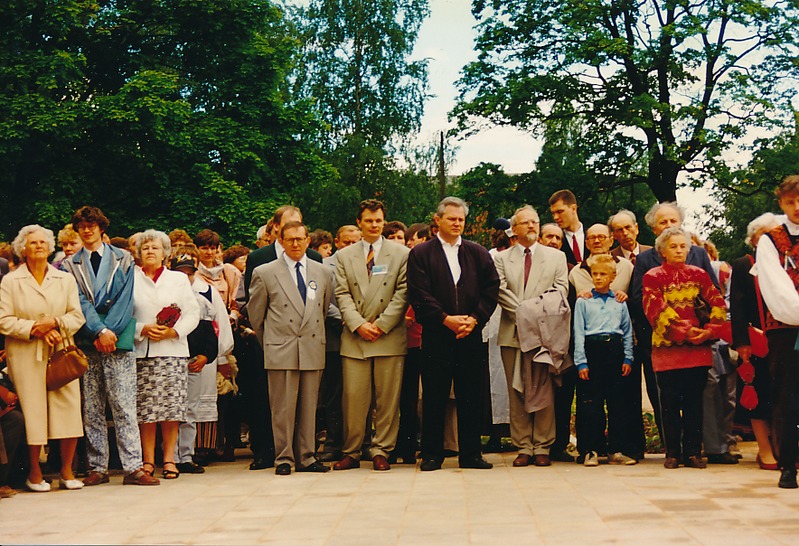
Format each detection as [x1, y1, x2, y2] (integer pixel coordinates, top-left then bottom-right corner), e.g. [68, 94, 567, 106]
[663, 457, 680, 469]
[373, 455, 390, 471]
[684, 455, 707, 469]
[513, 454, 531, 467]
[82, 471, 110, 486]
[123, 469, 161, 485]
[333, 455, 360, 470]
[533, 454, 551, 467]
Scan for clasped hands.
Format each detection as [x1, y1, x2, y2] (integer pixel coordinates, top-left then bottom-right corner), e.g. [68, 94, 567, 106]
[31, 317, 62, 347]
[141, 323, 178, 342]
[356, 322, 384, 342]
[444, 314, 477, 339]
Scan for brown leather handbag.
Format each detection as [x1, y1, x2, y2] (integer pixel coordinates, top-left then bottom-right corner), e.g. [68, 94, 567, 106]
[46, 321, 88, 391]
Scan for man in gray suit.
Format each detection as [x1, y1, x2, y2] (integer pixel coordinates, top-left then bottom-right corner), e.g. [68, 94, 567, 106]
[248, 221, 333, 476]
[333, 200, 410, 471]
[495, 205, 569, 467]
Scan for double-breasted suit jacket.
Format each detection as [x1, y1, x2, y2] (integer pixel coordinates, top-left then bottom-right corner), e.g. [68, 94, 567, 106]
[248, 258, 332, 370]
[334, 238, 410, 359]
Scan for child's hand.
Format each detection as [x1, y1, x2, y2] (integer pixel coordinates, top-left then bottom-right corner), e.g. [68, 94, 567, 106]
[578, 368, 589, 380]
[621, 363, 631, 376]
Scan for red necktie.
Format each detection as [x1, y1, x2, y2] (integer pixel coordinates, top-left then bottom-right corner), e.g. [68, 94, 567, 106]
[523, 247, 532, 289]
[630, 252, 636, 265]
[572, 235, 582, 262]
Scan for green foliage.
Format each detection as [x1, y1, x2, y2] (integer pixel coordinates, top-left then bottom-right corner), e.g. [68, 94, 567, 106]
[455, 0, 799, 203]
[0, 1, 331, 246]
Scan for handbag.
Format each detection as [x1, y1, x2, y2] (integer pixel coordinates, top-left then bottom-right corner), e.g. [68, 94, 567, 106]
[46, 320, 89, 391]
[98, 314, 136, 351]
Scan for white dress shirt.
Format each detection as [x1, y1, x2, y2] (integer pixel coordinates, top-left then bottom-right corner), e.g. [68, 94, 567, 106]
[437, 233, 462, 284]
[756, 219, 799, 325]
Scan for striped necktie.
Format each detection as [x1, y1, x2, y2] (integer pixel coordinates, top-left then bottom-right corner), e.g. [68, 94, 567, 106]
[366, 245, 375, 276]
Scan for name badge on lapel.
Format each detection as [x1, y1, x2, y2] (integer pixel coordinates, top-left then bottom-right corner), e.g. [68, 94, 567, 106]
[371, 264, 388, 276]
[307, 280, 317, 300]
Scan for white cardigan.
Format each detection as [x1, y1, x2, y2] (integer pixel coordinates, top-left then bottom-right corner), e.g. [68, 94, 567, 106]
[133, 267, 200, 359]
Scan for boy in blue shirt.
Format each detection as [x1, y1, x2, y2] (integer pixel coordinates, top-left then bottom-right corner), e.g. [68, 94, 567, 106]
[573, 254, 635, 466]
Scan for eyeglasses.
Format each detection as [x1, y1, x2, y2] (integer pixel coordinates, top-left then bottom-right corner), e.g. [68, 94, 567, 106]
[586, 235, 609, 242]
[282, 237, 307, 245]
[514, 220, 540, 226]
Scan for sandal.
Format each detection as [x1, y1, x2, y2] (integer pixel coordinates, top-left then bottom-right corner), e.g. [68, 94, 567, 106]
[142, 462, 156, 477]
[162, 462, 180, 480]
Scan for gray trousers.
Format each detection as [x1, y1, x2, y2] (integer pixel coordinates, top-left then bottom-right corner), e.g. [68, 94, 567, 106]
[702, 344, 737, 454]
[83, 349, 143, 474]
[268, 369, 323, 468]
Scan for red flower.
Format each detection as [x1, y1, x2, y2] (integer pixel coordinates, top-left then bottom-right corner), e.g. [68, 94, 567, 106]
[156, 304, 181, 328]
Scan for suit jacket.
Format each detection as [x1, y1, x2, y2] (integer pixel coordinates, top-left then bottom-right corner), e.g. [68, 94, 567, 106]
[323, 254, 343, 353]
[560, 229, 589, 266]
[335, 238, 409, 359]
[244, 242, 322, 300]
[610, 244, 652, 261]
[407, 237, 499, 348]
[248, 257, 332, 371]
[495, 243, 569, 348]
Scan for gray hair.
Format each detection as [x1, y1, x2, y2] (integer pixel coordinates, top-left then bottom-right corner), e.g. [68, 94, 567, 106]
[511, 205, 539, 226]
[256, 224, 267, 240]
[135, 229, 172, 263]
[12, 224, 55, 260]
[745, 212, 779, 248]
[654, 226, 691, 255]
[644, 202, 684, 229]
[436, 196, 469, 217]
[608, 209, 637, 229]
[541, 222, 563, 235]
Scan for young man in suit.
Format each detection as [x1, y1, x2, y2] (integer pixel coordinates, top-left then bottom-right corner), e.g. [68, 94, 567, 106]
[248, 221, 333, 476]
[408, 196, 499, 471]
[495, 205, 569, 467]
[333, 201, 409, 472]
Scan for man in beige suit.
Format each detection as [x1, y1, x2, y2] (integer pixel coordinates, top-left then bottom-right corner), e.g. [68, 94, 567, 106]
[248, 221, 333, 476]
[495, 205, 569, 467]
[333, 199, 410, 471]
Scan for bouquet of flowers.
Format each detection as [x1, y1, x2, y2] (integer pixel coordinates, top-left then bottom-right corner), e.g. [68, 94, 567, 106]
[156, 304, 181, 328]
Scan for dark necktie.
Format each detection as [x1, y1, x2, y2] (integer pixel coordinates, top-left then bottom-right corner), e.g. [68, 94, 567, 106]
[366, 244, 375, 276]
[572, 235, 582, 262]
[296, 262, 306, 304]
[523, 247, 532, 289]
[90, 251, 101, 275]
[630, 252, 636, 265]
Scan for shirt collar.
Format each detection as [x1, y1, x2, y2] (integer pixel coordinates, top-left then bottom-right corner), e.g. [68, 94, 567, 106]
[786, 219, 799, 236]
[282, 252, 308, 271]
[437, 233, 462, 249]
[362, 237, 383, 254]
[591, 288, 614, 299]
[565, 223, 584, 236]
[83, 244, 105, 259]
[516, 241, 538, 257]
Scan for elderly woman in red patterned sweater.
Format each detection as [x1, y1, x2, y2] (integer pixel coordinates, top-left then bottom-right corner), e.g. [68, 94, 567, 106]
[643, 227, 726, 470]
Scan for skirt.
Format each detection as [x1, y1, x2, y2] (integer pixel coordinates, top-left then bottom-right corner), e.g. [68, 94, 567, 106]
[136, 356, 188, 423]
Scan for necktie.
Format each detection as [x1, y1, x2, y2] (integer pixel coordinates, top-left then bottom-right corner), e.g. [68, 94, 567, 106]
[366, 244, 375, 276]
[295, 262, 306, 304]
[90, 251, 101, 275]
[630, 252, 636, 265]
[572, 235, 582, 263]
[523, 247, 532, 289]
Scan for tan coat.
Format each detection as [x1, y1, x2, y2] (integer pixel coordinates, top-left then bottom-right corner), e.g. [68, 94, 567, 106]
[334, 238, 409, 358]
[0, 265, 85, 444]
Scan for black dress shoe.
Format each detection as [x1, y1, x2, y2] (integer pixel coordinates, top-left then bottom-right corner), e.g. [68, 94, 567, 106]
[175, 462, 205, 474]
[275, 463, 291, 476]
[779, 469, 798, 489]
[550, 450, 576, 463]
[249, 458, 275, 470]
[706, 452, 738, 465]
[318, 451, 343, 463]
[296, 461, 330, 473]
[420, 459, 442, 471]
[459, 457, 493, 470]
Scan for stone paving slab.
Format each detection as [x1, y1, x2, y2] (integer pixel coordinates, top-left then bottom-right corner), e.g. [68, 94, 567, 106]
[1, 444, 798, 545]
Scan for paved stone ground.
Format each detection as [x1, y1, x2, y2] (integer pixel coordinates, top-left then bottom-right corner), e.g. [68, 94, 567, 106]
[2, 443, 799, 545]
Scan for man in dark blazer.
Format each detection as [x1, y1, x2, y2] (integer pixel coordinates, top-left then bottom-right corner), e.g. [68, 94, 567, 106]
[609, 209, 652, 264]
[548, 189, 587, 462]
[240, 205, 322, 470]
[628, 202, 718, 458]
[248, 221, 333, 475]
[408, 196, 499, 471]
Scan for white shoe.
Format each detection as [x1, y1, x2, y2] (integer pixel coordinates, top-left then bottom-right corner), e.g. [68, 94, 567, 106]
[584, 451, 599, 467]
[608, 452, 637, 465]
[59, 477, 85, 490]
[25, 479, 51, 492]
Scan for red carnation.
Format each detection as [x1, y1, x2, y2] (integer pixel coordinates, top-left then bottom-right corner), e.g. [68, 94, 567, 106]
[156, 304, 181, 328]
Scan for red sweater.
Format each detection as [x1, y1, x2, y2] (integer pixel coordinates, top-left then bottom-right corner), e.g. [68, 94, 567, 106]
[642, 263, 726, 372]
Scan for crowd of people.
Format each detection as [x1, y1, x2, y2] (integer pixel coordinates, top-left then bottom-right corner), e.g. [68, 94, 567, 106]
[1, 176, 799, 499]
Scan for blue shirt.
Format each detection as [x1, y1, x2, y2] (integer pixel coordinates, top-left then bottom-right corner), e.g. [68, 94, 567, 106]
[573, 289, 634, 371]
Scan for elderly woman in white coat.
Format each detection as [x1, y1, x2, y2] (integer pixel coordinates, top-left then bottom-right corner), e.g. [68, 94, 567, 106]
[133, 230, 199, 479]
[0, 225, 86, 492]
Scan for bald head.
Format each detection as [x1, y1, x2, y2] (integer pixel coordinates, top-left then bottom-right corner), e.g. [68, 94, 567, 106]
[585, 223, 613, 255]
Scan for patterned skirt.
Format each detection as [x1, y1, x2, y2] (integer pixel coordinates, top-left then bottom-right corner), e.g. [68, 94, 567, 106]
[136, 356, 188, 423]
